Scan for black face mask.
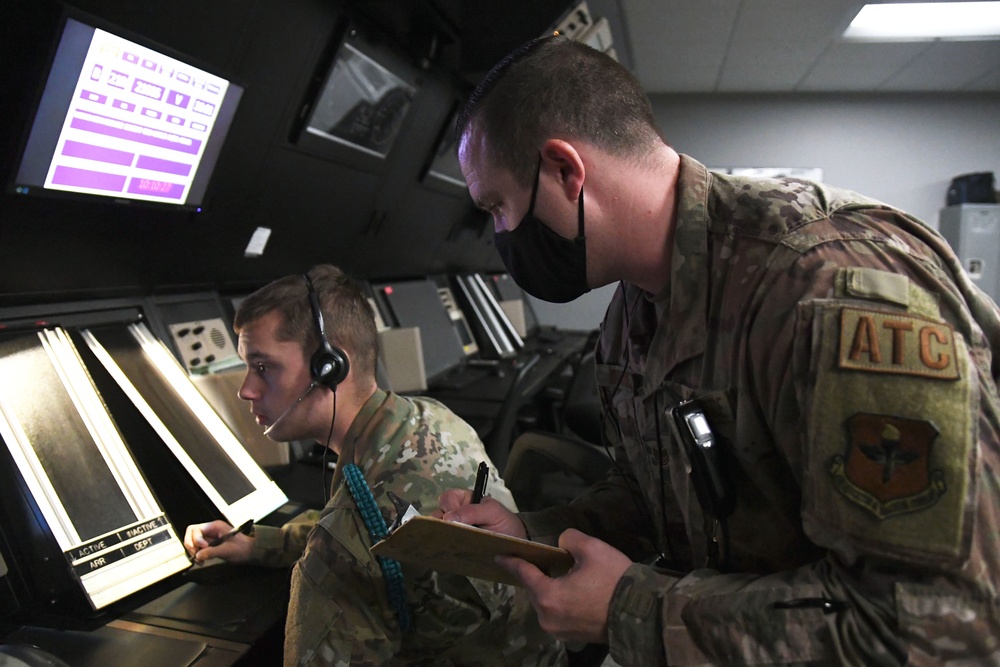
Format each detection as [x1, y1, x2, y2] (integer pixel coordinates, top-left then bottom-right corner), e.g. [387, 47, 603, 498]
[494, 158, 590, 303]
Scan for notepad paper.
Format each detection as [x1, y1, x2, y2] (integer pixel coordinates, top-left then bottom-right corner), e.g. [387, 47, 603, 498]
[370, 516, 573, 586]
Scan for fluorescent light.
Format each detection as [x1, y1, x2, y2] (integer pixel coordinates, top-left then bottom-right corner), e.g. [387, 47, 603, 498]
[844, 2, 1000, 41]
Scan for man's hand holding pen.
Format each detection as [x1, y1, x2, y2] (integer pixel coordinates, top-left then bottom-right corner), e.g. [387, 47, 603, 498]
[184, 519, 255, 565]
[435, 460, 631, 645]
[434, 462, 527, 539]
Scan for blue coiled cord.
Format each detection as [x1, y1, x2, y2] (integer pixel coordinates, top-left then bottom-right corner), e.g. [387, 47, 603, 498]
[342, 462, 412, 631]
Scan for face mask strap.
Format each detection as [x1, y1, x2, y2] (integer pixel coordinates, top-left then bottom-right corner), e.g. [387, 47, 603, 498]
[531, 152, 585, 240]
[526, 154, 542, 216]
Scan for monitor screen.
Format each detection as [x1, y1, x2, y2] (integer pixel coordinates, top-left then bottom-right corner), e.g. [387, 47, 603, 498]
[0, 327, 190, 610]
[378, 279, 466, 381]
[82, 322, 286, 527]
[421, 105, 465, 193]
[295, 23, 420, 169]
[9, 15, 243, 210]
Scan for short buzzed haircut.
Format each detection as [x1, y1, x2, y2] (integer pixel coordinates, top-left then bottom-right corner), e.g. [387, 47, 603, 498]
[456, 35, 664, 187]
[234, 264, 379, 382]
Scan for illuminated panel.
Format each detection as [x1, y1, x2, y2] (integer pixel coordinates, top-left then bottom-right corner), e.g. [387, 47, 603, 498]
[82, 323, 286, 526]
[11, 16, 243, 210]
[0, 328, 189, 610]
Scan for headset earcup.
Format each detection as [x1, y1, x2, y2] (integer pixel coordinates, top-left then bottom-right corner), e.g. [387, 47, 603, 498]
[311, 344, 349, 387]
[303, 272, 349, 388]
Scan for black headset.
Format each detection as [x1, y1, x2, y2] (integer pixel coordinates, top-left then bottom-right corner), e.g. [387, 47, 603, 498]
[303, 273, 349, 388]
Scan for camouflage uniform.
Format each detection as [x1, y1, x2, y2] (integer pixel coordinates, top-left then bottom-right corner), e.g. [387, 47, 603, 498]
[520, 156, 1000, 665]
[249, 388, 565, 666]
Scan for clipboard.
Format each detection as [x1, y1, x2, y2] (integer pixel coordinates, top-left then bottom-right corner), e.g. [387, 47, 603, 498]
[370, 516, 573, 586]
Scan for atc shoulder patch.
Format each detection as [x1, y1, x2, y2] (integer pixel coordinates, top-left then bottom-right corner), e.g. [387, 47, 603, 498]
[838, 307, 959, 380]
[799, 302, 976, 564]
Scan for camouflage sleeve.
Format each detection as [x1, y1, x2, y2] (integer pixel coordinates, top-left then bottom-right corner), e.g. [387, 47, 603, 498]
[606, 562, 839, 666]
[518, 464, 655, 559]
[285, 511, 399, 667]
[247, 509, 321, 568]
[607, 226, 1000, 664]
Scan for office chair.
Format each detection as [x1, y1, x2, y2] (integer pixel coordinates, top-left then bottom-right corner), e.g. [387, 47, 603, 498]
[501, 431, 613, 513]
[559, 346, 602, 445]
[502, 430, 614, 667]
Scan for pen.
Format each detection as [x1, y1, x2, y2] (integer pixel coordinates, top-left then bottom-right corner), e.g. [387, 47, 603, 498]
[208, 519, 254, 547]
[189, 519, 254, 566]
[208, 519, 253, 547]
[471, 461, 489, 504]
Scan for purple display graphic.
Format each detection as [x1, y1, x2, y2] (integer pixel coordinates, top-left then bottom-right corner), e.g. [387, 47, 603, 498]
[52, 166, 127, 192]
[132, 78, 164, 102]
[70, 111, 202, 155]
[113, 100, 136, 112]
[141, 108, 161, 120]
[192, 99, 216, 117]
[167, 115, 185, 126]
[62, 140, 135, 167]
[136, 154, 191, 176]
[80, 90, 108, 104]
[127, 177, 184, 199]
[166, 90, 191, 109]
[108, 70, 129, 90]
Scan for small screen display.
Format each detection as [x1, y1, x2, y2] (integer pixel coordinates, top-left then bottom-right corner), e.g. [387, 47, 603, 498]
[11, 17, 243, 209]
[303, 41, 415, 158]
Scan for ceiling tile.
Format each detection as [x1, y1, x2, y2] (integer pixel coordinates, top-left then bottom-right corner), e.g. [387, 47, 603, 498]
[964, 64, 1000, 91]
[716, 0, 863, 91]
[798, 41, 932, 91]
[881, 40, 1000, 91]
[624, 0, 740, 92]
[617, 0, 1000, 94]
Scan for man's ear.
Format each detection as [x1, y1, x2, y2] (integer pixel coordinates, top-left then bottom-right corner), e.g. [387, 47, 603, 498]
[539, 139, 585, 202]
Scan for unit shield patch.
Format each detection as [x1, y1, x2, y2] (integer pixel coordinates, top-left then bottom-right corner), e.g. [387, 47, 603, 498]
[830, 414, 945, 519]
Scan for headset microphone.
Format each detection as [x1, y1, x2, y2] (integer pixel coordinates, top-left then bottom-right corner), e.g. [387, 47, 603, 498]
[263, 380, 319, 436]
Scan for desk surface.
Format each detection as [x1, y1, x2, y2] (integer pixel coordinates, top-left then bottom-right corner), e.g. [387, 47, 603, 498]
[2, 547, 290, 667]
[427, 329, 591, 403]
[3, 622, 246, 667]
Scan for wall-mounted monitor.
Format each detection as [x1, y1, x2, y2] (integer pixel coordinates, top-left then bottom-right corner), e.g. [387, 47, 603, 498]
[375, 279, 466, 382]
[295, 23, 421, 170]
[421, 103, 466, 195]
[8, 13, 244, 211]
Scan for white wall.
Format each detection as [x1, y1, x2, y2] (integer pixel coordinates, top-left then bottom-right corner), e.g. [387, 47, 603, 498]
[530, 92, 1000, 330]
[653, 92, 1000, 229]
[528, 283, 617, 332]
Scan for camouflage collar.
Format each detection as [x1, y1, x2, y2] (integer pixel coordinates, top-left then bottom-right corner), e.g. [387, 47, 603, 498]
[338, 388, 390, 466]
[638, 154, 712, 394]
